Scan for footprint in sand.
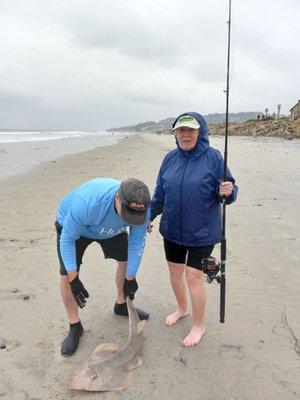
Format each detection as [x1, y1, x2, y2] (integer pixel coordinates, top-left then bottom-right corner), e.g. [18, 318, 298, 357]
[0, 337, 21, 352]
[218, 344, 245, 360]
[10, 391, 31, 400]
[220, 344, 243, 351]
[235, 262, 250, 275]
[0, 289, 35, 303]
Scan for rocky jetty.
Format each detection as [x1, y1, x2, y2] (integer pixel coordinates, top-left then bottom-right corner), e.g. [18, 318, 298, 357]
[208, 117, 300, 139]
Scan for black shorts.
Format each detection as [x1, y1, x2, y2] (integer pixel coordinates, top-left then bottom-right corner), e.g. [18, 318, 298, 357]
[55, 221, 128, 276]
[163, 238, 214, 271]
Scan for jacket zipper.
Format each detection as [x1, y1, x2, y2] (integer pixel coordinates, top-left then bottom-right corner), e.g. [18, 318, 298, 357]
[179, 157, 189, 244]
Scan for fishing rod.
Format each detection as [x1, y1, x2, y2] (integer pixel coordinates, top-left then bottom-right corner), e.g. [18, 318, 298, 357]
[201, 0, 232, 323]
[220, 0, 232, 324]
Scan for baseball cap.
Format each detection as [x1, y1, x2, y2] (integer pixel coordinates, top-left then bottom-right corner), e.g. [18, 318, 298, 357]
[172, 115, 200, 131]
[119, 178, 150, 226]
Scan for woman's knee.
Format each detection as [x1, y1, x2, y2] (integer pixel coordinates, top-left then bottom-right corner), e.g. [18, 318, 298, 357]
[168, 262, 185, 280]
[185, 268, 203, 286]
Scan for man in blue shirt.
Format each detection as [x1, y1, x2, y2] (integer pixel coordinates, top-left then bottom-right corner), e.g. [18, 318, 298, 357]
[56, 177, 150, 356]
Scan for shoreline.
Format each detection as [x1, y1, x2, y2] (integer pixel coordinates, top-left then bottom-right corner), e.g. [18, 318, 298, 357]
[0, 131, 132, 184]
[1, 134, 299, 400]
[1, 132, 299, 188]
[0, 133, 132, 186]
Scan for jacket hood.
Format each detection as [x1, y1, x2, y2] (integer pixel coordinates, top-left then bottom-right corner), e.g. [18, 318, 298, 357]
[172, 112, 209, 156]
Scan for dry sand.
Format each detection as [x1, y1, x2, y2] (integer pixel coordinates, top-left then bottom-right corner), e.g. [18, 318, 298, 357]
[0, 134, 299, 400]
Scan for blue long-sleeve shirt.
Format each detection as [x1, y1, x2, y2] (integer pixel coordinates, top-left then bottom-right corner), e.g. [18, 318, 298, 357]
[56, 178, 149, 276]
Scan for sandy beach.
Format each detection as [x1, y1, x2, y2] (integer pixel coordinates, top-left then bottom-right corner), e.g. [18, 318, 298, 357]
[1, 133, 299, 400]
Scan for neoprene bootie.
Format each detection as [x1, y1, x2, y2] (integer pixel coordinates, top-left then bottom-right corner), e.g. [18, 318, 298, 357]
[114, 302, 149, 320]
[61, 321, 83, 356]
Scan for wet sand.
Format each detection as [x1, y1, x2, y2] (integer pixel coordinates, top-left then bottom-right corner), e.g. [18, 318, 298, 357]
[0, 134, 299, 400]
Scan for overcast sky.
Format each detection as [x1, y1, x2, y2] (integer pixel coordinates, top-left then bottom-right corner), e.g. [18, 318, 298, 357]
[0, 0, 299, 130]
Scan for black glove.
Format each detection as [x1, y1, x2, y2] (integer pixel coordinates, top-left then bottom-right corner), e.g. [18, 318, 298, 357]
[123, 278, 138, 300]
[69, 276, 89, 308]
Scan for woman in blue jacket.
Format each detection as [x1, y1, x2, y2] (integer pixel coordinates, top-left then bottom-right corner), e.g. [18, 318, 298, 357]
[150, 112, 238, 347]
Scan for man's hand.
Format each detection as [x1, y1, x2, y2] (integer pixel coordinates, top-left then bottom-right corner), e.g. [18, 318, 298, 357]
[219, 181, 233, 197]
[69, 276, 89, 308]
[123, 277, 138, 300]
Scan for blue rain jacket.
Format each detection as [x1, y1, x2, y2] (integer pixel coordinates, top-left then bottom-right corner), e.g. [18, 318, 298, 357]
[56, 178, 149, 276]
[150, 112, 238, 246]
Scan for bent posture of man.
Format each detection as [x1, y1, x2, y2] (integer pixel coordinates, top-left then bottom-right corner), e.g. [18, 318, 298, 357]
[55, 177, 150, 356]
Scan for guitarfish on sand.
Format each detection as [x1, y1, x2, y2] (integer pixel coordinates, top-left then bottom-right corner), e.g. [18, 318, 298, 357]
[67, 297, 146, 391]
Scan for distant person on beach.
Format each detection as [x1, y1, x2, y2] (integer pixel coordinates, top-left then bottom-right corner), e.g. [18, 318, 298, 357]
[149, 112, 238, 347]
[55, 177, 150, 356]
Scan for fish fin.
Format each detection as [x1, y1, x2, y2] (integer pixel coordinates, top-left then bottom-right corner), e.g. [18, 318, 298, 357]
[90, 342, 119, 360]
[67, 342, 122, 392]
[137, 320, 146, 334]
[89, 371, 134, 392]
[68, 375, 91, 391]
[102, 371, 133, 391]
[127, 356, 143, 371]
[69, 371, 134, 392]
[68, 342, 120, 390]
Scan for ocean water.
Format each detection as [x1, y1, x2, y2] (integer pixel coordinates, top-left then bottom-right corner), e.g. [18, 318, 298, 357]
[0, 130, 131, 181]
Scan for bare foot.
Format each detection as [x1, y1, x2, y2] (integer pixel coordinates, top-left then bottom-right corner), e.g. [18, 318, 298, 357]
[165, 309, 189, 326]
[181, 325, 206, 347]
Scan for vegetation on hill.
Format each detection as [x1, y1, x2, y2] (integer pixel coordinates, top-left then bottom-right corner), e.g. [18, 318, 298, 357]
[106, 112, 259, 133]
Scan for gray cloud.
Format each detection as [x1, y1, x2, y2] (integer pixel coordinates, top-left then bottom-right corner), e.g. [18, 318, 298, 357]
[0, 0, 299, 129]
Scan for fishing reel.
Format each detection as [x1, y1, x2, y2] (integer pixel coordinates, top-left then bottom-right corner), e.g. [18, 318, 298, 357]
[201, 256, 221, 284]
